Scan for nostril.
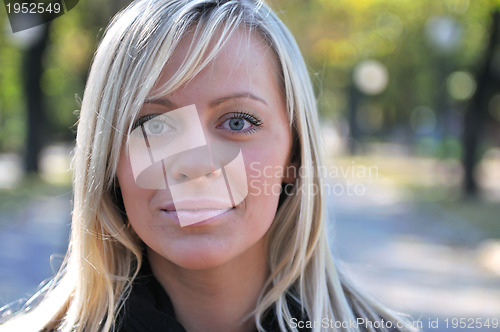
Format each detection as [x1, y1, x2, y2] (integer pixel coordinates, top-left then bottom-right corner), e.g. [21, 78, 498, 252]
[170, 164, 222, 182]
[205, 168, 222, 179]
[178, 173, 189, 181]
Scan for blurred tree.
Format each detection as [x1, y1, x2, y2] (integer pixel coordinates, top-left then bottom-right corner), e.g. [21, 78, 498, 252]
[23, 23, 50, 173]
[0, 0, 133, 174]
[463, 9, 500, 196]
[0, 13, 25, 152]
[1, 0, 499, 192]
[270, 0, 499, 196]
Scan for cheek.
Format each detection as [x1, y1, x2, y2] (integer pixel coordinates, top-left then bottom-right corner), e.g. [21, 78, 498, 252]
[244, 125, 292, 193]
[242, 150, 287, 239]
[244, 146, 290, 201]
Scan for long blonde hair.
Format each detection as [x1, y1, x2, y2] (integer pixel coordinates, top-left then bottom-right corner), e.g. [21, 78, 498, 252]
[0, 1, 418, 331]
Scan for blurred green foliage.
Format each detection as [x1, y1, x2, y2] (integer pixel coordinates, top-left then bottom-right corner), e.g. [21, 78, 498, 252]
[0, 0, 499, 156]
[271, 0, 494, 112]
[270, 0, 499, 160]
[0, 14, 24, 151]
[0, 0, 130, 152]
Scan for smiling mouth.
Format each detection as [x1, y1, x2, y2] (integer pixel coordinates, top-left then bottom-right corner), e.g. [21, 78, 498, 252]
[161, 207, 233, 227]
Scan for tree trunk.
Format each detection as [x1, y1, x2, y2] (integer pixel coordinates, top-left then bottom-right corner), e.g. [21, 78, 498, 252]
[462, 11, 500, 196]
[23, 23, 50, 174]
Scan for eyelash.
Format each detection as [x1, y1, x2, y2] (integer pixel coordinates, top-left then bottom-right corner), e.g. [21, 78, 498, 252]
[131, 111, 264, 134]
[131, 113, 160, 131]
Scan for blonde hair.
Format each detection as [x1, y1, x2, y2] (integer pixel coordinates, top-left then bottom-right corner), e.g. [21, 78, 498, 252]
[0, 0, 418, 331]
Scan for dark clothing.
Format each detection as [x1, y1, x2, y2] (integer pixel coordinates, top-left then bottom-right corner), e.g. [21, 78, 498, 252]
[116, 261, 186, 332]
[116, 262, 310, 332]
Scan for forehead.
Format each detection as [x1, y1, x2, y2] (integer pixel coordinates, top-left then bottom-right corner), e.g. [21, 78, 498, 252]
[148, 27, 282, 102]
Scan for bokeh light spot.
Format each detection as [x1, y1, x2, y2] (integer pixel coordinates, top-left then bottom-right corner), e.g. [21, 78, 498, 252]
[446, 71, 476, 101]
[353, 60, 389, 95]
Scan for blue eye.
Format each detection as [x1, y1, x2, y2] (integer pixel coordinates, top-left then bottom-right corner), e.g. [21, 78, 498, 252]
[146, 118, 170, 135]
[228, 118, 248, 131]
[219, 112, 263, 134]
[132, 114, 175, 136]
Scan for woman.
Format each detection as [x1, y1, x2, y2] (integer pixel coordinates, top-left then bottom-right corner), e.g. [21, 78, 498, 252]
[0, 0, 418, 331]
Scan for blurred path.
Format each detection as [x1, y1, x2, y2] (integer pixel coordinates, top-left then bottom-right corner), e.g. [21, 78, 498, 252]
[0, 196, 71, 307]
[328, 180, 500, 331]
[0, 169, 499, 331]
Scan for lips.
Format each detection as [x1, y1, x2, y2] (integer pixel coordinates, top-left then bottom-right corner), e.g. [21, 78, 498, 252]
[160, 199, 234, 226]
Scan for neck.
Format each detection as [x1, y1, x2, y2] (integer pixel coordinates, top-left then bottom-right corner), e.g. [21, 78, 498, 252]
[147, 239, 268, 332]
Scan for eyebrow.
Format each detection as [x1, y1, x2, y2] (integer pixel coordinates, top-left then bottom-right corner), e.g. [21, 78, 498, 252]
[144, 92, 268, 109]
[143, 98, 177, 108]
[210, 93, 268, 107]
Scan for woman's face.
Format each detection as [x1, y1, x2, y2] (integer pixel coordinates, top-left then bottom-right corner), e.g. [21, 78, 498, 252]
[116, 29, 293, 270]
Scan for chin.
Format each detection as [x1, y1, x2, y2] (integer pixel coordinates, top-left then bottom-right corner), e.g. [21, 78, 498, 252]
[169, 249, 236, 270]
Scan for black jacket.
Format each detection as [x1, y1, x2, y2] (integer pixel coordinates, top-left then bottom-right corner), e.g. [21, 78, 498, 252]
[116, 262, 310, 332]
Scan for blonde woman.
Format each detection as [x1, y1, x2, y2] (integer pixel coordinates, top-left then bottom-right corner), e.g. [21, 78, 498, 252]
[0, 0, 418, 331]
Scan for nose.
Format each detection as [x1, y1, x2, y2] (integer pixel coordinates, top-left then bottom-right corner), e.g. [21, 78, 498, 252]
[165, 145, 222, 184]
